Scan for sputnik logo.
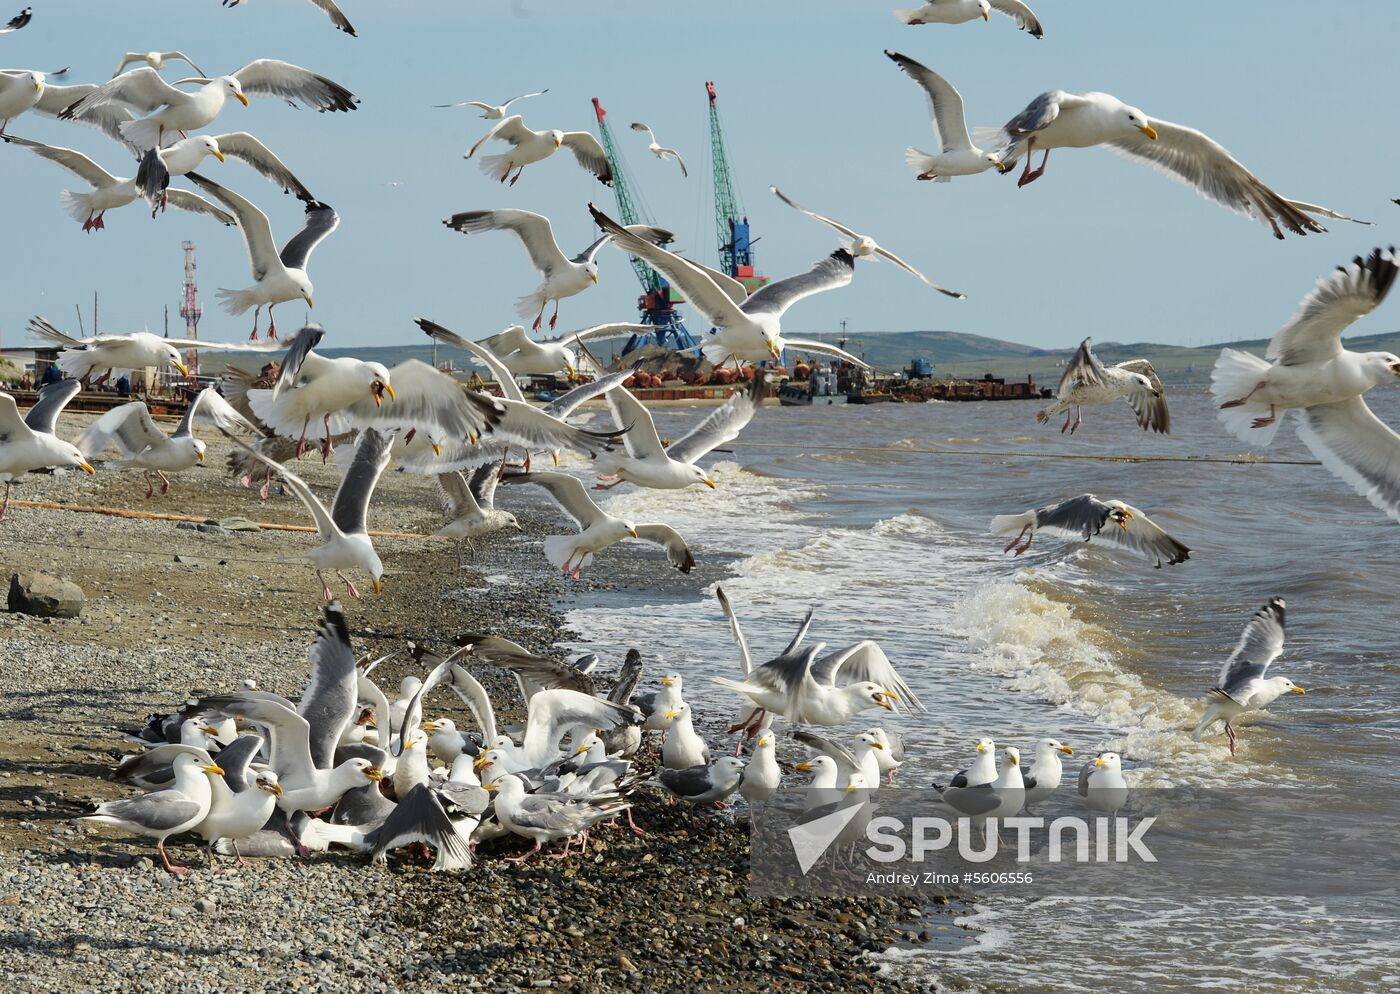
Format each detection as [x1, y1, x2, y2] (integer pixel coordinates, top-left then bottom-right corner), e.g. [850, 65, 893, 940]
[786, 801, 868, 874]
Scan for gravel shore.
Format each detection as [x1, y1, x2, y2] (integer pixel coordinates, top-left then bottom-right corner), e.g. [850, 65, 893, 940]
[0, 413, 952, 993]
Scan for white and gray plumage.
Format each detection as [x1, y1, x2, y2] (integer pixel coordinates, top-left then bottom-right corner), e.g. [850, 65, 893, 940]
[1020, 738, 1073, 812]
[465, 114, 611, 187]
[1037, 337, 1169, 435]
[771, 186, 963, 297]
[1211, 248, 1400, 523]
[654, 756, 746, 807]
[3, 135, 235, 231]
[594, 375, 765, 490]
[793, 729, 882, 790]
[26, 316, 290, 383]
[1192, 598, 1304, 755]
[432, 466, 521, 563]
[112, 51, 207, 79]
[134, 131, 316, 207]
[982, 90, 1345, 238]
[714, 621, 921, 729]
[81, 750, 222, 874]
[77, 388, 256, 498]
[186, 173, 337, 339]
[1, 7, 30, 33]
[367, 783, 478, 871]
[739, 732, 780, 804]
[436, 88, 548, 119]
[1, 381, 94, 520]
[0, 70, 133, 144]
[658, 702, 710, 770]
[895, 0, 1042, 38]
[222, 0, 358, 37]
[473, 322, 650, 379]
[601, 649, 645, 758]
[62, 59, 358, 150]
[989, 493, 1190, 568]
[220, 427, 392, 599]
[935, 746, 1025, 825]
[629, 122, 688, 177]
[865, 727, 906, 784]
[588, 204, 865, 367]
[442, 209, 669, 331]
[192, 735, 283, 864]
[934, 737, 997, 790]
[634, 672, 683, 731]
[500, 469, 695, 578]
[884, 51, 1004, 182]
[487, 773, 631, 862]
[1078, 752, 1128, 815]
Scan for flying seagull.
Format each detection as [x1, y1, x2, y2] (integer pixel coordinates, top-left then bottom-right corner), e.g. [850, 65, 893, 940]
[895, 0, 1043, 38]
[990, 494, 1190, 568]
[436, 88, 548, 119]
[1191, 598, 1304, 755]
[465, 114, 611, 186]
[221, 0, 358, 37]
[1, 7, 31, 33]
[885, 51, 1004, 181]
[112, 51, 207, 79]
[1037, 337, 1169, 435]
[1, 380, 95, 519]
[630, 122, 688, 177]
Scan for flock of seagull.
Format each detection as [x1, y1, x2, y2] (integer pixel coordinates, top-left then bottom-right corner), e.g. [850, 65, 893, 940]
[2, 2, 1399, 870]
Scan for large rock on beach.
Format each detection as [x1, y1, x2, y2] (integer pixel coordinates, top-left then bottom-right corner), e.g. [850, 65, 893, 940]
[8, 572, 85, 619]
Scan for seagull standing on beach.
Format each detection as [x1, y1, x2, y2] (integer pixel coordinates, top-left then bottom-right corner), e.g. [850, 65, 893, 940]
[935, 737, 997, 789]
[655, 756, 746, 808]
[81, 750, 223, 874]
[465, 115, 611, 186]
[0, 381, 94, 520]
[1037, 338, 1169, 434]
[982, 90, 1346, 237]
[770, 186, 963, 297]
[436, 89, 548, 119]
[884, 52, 1004, 182]
[865, 727, 906, 784]
[220, 427, 393, 599]
[1211, 248, 1400, 523]
[1192, 598, 1304, 755]
[1020, 738, 1073, 812]
[187, 174, 337, 339]
[594, 375, 765, 490]
[990, 494, 1190, 567]
[1078, 752, 1128, 815]
[895, 0, 1043, 38]
[630, 122, 688, 177]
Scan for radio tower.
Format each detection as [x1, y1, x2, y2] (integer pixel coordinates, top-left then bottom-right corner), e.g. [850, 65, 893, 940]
[178, 240, 200, 378]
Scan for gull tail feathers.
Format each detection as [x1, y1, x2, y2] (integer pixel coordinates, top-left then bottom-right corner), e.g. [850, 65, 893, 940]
[118, 117, 164, 151]
[480, 152, 512, 182]
[514, 289, 548, 321]
[989, 512, 1035, 537]
[1211, 349, 1281, 446]
[216, 286, 259, 317]
[904, 147, 949, 181]
[58, 190, 94, 225]
[542, 535, 580, 572]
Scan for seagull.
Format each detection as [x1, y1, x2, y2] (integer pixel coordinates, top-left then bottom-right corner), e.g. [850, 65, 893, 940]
[186, 173, 337, 339]
[865, 727, 906, 784]
[62, 59, 358, 150]
[368, 782, 480, 872]
[442, 209, 670, 331]
[485, 773, 631, 862]
[933, 746, 1024, 829]
[935, 737, 997, 789]
[465, 114, 611, 186]
[1211, 248, 1400, 522]
[654, 756, 746, 808]
[895, 0, 1043, 38]
[132, 131, 315, 208]
[629, 122, 688, 177]
[2, 135, 235, 231]
[220, 427, 393, 599]
[0, 70, 132, 143]
[1020, 738, 1073, 812]
[111, 51, 207, 79]
[982, 90, 1345, 237]
[1078, 752, 1128, 815]
[221, 0, 358, 37]
[192, 736, 283, 866]
[77, 388, 256, 498]
[1192, 598, 1304, 755]
[659, 702, 710, 770]
[475, 322, 650, 379]
[634, 673, 683, 731]
[990, 494, 1190, 568]
[739, 732, 780, 805]
[594, 375, 765, 490]
[1, 7, 30, 33]
[1, 381, 94, 519]
[1037, 337, 1169, 434]
[771, 186, 963, 297]
[714, 624, 922, 730]
[436, 88, 548, 119]
[499, 470, 695, 578]
[794, 729, 883, 790]
[432, 465, 522, 564]
[81, 750, 223, 874]
[884, 51, 1005, 182]
[588, 204, 866, 367]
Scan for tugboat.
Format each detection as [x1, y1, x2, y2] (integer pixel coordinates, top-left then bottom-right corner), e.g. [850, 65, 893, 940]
[778, 362, 847, 406]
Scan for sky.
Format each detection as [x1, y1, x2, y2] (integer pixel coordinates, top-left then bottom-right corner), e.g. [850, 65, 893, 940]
[2, 0, 1397, 354]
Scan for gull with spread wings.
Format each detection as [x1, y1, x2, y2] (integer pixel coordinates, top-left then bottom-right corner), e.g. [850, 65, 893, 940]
[465, 114, 611, 187]
[1037, 337, 1169, 435]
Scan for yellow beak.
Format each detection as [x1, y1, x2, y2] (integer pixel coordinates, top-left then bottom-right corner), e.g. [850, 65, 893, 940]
[269, 783, 284, 797]
[203, 764, 225, 776]
[590, 273, 599, 284]
[366, 768, 384, 781]
[981, 10, 990, 20]
[628, 527, 639, 538]
[660, 677, 672, 686]
[174, 361, 190, 376]
[79, 461, 96, 475]
[1059, 746, 1074, 755]
[33, 80, 42, 91]
[877, 696, 896, 712]
[575, 744, 589, 754]
[236, 92, 249, 107]
[372, 578, 382, 595]
[482, 782, 498, 791]
[196, 450, 205, 462]
[305, 296, 314, 308]
[703, 478, 717, 490]
[1292, 685, 1306, 694]
[474, 757, 491, 770]
[768, 342, 781, 359]
[422, 720, 438, 733]
[1139, 124, 1158, 140]
[431, 442, 442, 456]
[1010, 754, 1019, 765]
[382, 382, 396, 401]
[213, 150, 226, 162]
[870, 742, 884, 750]
[795, 761, 813, 772]
[1094, 757, 1106, 767]
[664, 709, 678, 720]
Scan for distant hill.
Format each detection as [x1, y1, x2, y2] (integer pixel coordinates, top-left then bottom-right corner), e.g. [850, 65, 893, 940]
[204, 327, 1400, 388]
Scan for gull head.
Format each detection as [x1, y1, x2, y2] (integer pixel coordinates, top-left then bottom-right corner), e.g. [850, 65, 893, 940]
[624, 521, 639, 539]
[185, 437, 207, 464]
[56, 441, 96, 477]
[856, 731, 883, 751]
[1370, 352, 1400, 382]
[550, 129, 564, 148]
[1005, 746, 1020, 767]
[255, 770, 283, 798]
[501, 511, 522, 531]
[846, 772, 868, 792]
[977, 0, 990, 21]
[1272, 676, 1306, 696]
[199, 135, 225, 163]
[689, 464, 717, 489]
[715, 756, 746, 775]
[1107, 503, 1134, 530]
[349, 758, 383, 782]
[1129, 372, 1157, 396]
[583, 260, 600, 285]
[1038, 738, 1073, 758]
[288, 271, 314, 308]
[796, 755, 832, 776]
[1093, 752, 1121, 773]
[756, 734, 772, 750]
[365, 362, 395, 407]
[975, 736, 995, 754]
[162, 343, 190, 377]
[849, 681, 896, 712]
[663, 702, 689, 724]
[220, 76, 249, 106]
[1122, 105, 1156, 140]
[24, 70, 43, 92]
